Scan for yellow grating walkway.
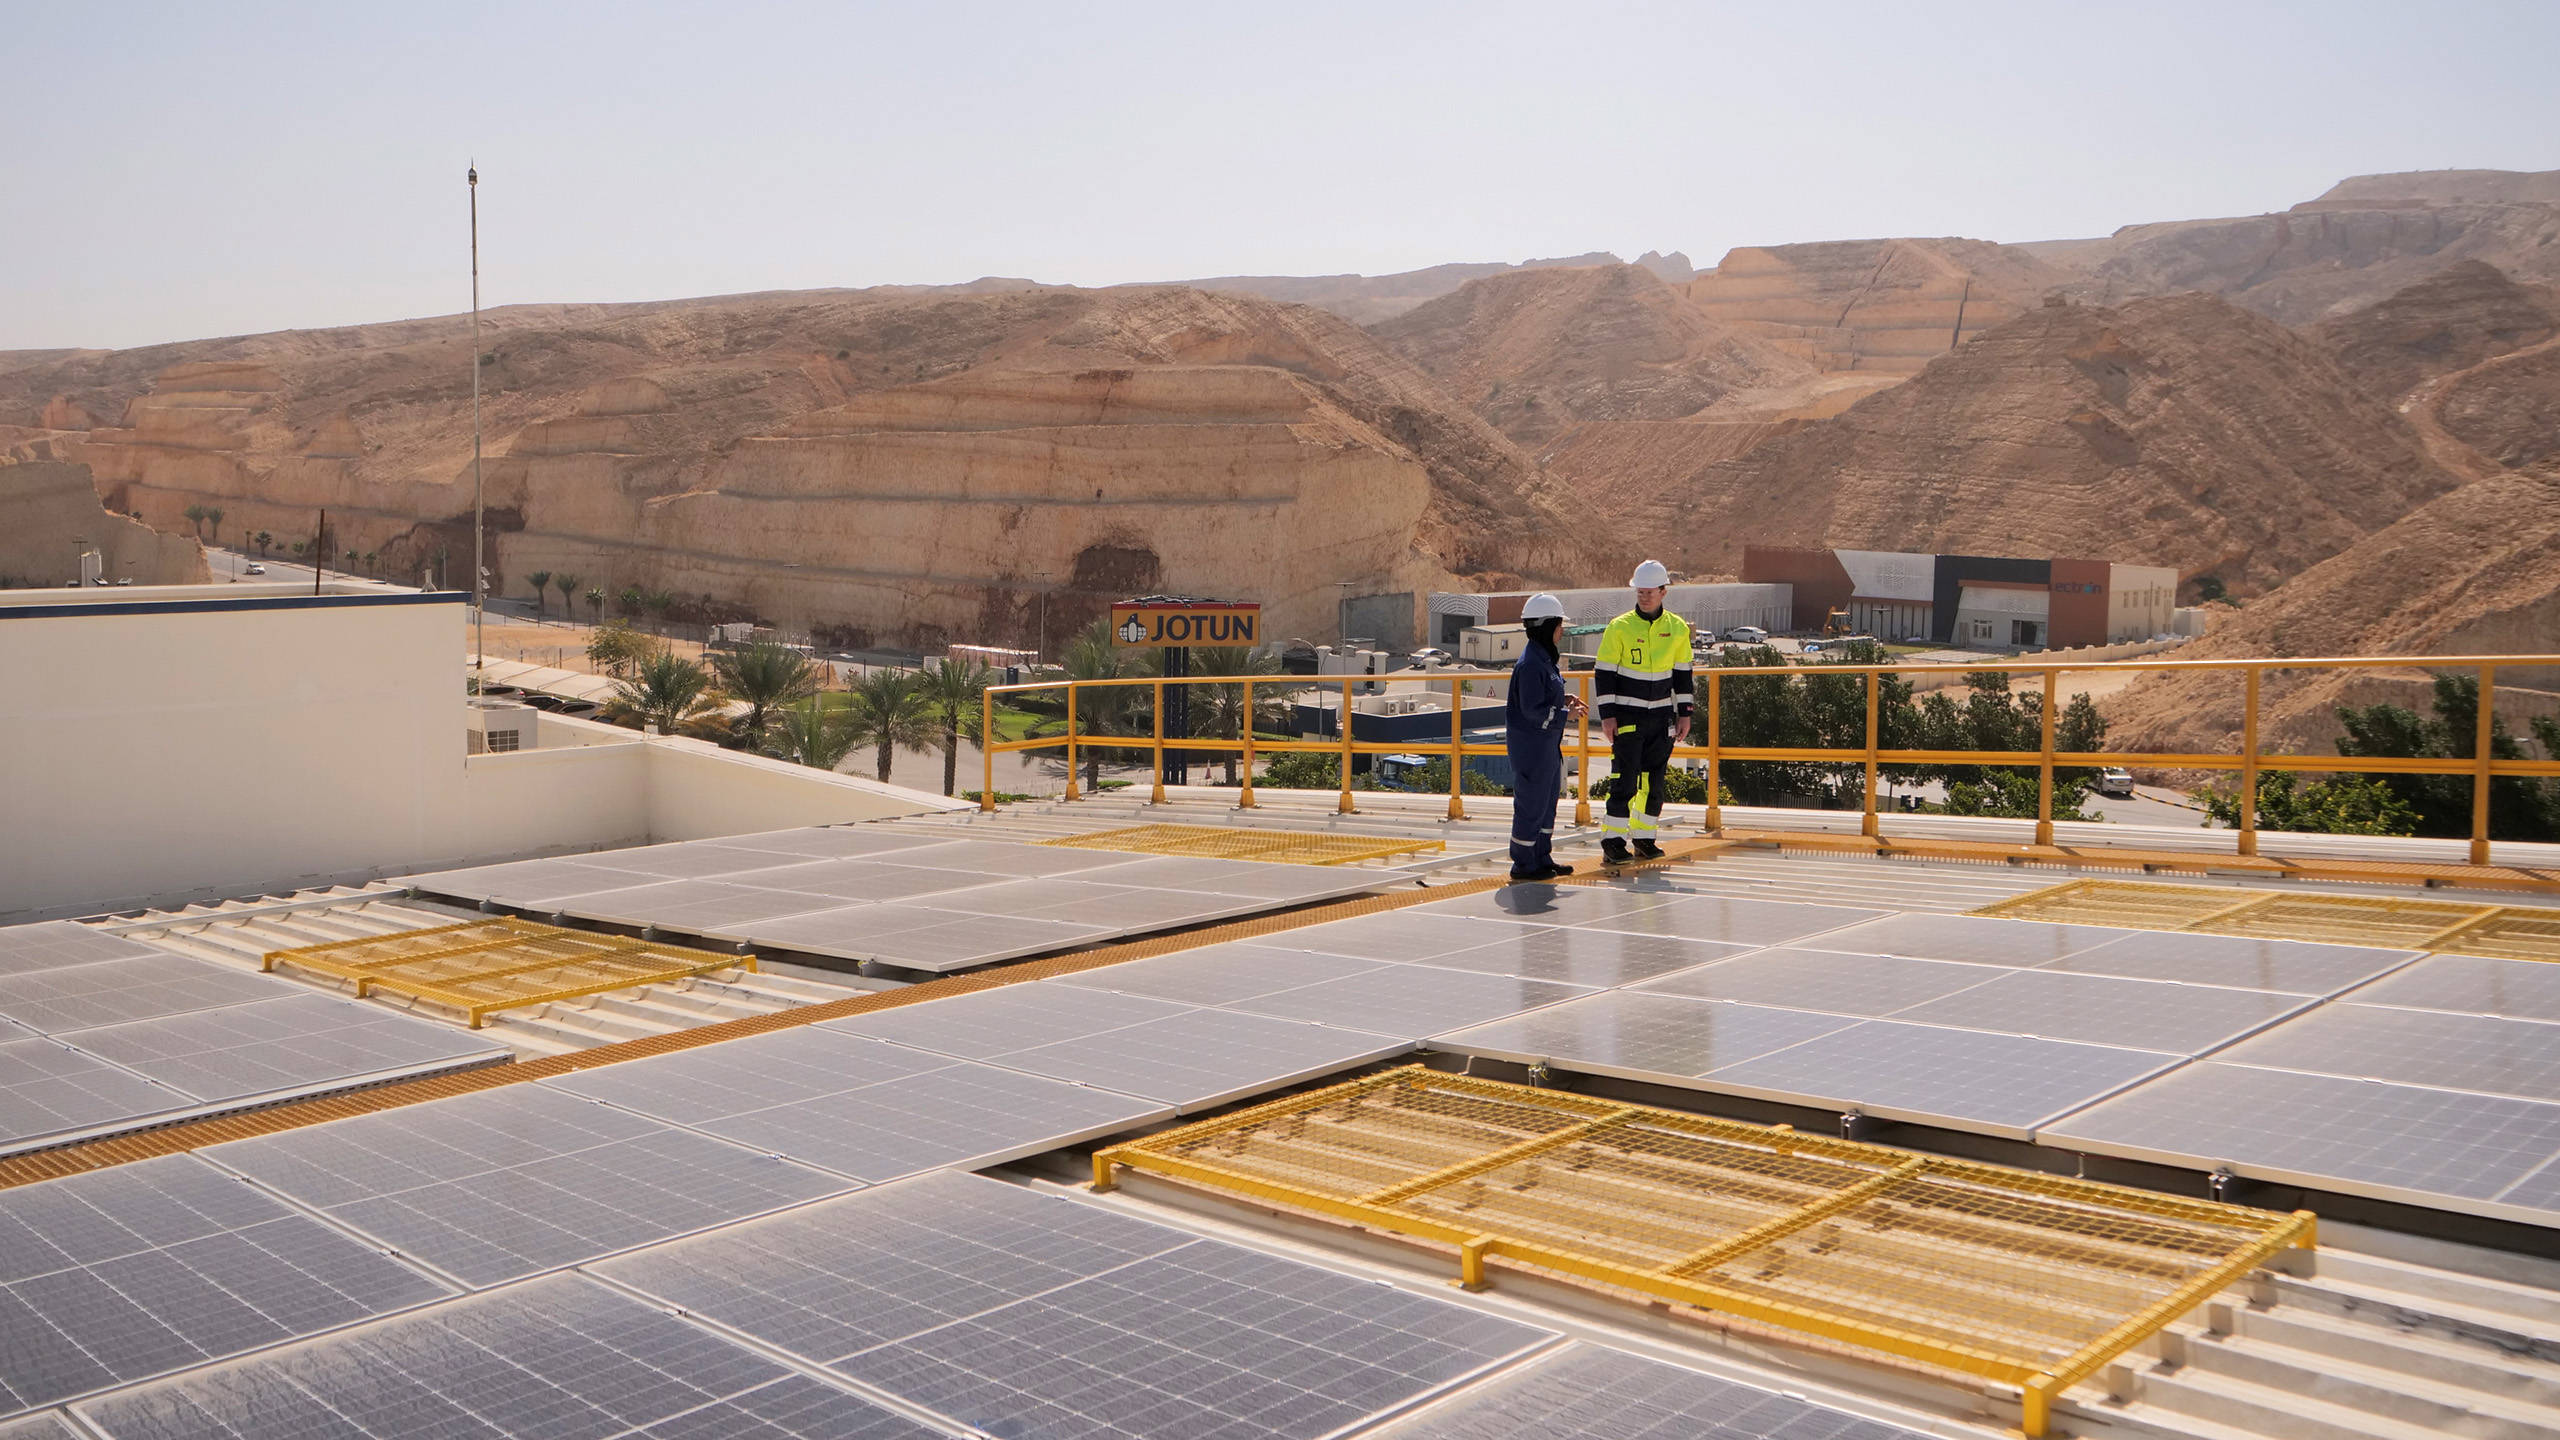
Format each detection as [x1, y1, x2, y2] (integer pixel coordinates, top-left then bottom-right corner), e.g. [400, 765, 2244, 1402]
[265, 918, 755, 1027]
[1041, 822, 1441, 866]
[1975, 879, 2560, 962]
[1094, 1066, 2311, 1436]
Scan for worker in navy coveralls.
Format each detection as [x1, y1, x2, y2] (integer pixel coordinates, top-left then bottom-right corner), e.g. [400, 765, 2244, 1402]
[1504, 594, 1585, 880]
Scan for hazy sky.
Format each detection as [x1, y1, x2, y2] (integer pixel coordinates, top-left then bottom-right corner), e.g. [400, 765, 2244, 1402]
[8, 0, 2556, 350]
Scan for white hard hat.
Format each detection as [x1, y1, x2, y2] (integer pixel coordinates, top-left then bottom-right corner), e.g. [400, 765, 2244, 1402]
[1629, 559, 1670, 589]
[1520, 593, 1566, 620]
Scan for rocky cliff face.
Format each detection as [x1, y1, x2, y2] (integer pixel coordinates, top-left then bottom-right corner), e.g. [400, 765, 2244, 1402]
[1623, 292, 2462, 588]
[2314, 260, 2560, 404]
[0, 285, 1593, 646]
[0, 460, 206, 588]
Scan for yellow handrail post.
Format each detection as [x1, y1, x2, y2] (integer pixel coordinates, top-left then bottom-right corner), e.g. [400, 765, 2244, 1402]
[1573, 672, 1594, 828]
[2036, 669, 2058, 847]
[1338, 676, 1357, 814]
[2472, 663, 2497, 866]
[1063, 684, 1080, 802]
[2238, 667, 2261, 857]
[1704, 669, 1723, 833]
[1238, 678, 1257, 810]
[978, 687, 995, 813]
[1150, 678, 1167, 806]
[1862, 671, 1881, 839]
[1447, 675, 1466, 821]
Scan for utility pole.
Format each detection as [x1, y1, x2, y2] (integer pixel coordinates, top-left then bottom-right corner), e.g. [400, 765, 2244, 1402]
[469, 163, 485, 670]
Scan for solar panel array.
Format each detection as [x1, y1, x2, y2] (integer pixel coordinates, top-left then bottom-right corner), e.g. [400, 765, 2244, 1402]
[0, 922, 509, 1157]
[1384, 1344, 1931, 1440]
[400, 826, 1394, 972]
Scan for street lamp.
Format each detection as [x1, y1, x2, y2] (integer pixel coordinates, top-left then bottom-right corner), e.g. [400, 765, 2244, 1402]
[469, 163, 485, 670]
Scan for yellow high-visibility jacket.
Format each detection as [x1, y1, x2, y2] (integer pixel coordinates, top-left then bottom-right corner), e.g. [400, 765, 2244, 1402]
[1593, 609, 1694, 727]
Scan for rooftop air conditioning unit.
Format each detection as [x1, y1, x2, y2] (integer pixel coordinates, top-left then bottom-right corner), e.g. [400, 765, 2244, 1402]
[466, 698, 537, 755]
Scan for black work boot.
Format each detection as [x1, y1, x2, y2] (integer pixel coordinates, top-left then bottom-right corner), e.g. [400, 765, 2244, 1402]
[1632, 839, 1664, 860]
[1543, 861, 1576, 877]
[1601, 839, 1631, 866]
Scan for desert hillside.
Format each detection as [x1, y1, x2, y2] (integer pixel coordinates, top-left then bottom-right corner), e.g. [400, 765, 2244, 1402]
[0, 285, 1600, 648]
[1186, 251, 1693, 324]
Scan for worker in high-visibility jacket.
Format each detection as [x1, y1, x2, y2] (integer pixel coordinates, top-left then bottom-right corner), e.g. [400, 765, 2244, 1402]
[1594, 559, 1692, 864]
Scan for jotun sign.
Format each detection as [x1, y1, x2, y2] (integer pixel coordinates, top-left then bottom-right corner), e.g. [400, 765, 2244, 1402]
[1110, 600, 1262, 648]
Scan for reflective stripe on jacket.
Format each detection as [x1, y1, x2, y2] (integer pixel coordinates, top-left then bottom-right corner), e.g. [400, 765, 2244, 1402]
[1592, 609, 1693, 726]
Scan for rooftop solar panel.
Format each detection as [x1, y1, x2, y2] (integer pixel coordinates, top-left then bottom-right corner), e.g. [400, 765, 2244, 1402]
[0, 1412, 78, 1440]
[2215, 1004, 2560, 1104]
[1434, 991, 1857, 1079]
[2349, 953, 2560, 1022]
[1401, 927, 1754, 988]
[1410, 879, 1693, 927]
[1566, 896, 1892, 947]
[873, 837, 1140, 876]
[1224, 963, 1591, 1040]
[474, 861, 670, 908]
[2042, 1061, 2560, 1213]
[1703, 1020, 2182, 1138]
[61, 994, 508, 1105]
[824, 983, 1199, 1060]
[0, 956, 298, 1035]
[2039, 931, 2420, 995]
[0, 1037, 191, 1154]
[732, 858, 1001, 903]
[851, 913, 1122, 972]
[710, 825, 960, 858]
[1384, 1343, 1931, 1440]
[698, 1060, 1170, 1183]
[555, 880, 841, 932]
[210, 1087, 853, 1288]
[1887, 968, 2312, 1053]
[73, 1273, 941, 1440]
[921, 877, 1146, 916]
[1811, 912, 2130, 966]
[0, 923, 162, 978]
[0, 1154, 453, 1418]
[544, 1027, 951, 1124]
[203, 1083, 680, 1207]
[987, 1007, 1410, 1111]
[1051, 943, 1388, 1008]
[1268, 912, 1553, 964]
[1075, 855, 1389, 903]
[1028, 887, 1271, 931]
[1635, 947, 2009, 1017]
[561, 840, 820, 880]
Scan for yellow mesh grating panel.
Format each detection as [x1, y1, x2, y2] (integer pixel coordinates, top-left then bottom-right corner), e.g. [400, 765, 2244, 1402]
[1977, 880, 2560, 961]
[1094, 1067, 2311, 1436]
[1041, 822, 1440, 866]
[266, 920, 754, 1027]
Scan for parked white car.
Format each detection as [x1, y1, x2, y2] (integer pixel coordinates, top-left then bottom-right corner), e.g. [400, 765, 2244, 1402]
[1726, 626, 1769, 645]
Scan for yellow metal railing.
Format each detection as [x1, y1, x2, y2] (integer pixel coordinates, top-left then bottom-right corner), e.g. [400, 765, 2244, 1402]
[1093, 1067, 2314, 1437]
[977, 653, 2560, 870]
[266, 918, 755, 1027]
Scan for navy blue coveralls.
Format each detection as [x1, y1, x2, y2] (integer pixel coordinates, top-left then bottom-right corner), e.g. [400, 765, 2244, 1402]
[1505, 639, 1570, 876]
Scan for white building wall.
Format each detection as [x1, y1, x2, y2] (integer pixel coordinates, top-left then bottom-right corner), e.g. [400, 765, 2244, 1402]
[2107, 564, 2180, 641]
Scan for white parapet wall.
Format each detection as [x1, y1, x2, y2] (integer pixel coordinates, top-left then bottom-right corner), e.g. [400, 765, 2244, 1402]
[0, 584, 959, 922]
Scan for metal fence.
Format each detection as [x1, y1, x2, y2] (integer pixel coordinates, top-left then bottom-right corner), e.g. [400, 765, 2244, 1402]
[978, 653, 2560, 868]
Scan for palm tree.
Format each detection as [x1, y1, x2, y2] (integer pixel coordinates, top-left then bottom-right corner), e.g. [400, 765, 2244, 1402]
[617, 585, 646, 626]
[712, 642, 820, 749]
[206, 507, 224, 545]
[254, 531, 272, 557]
[1061, 618, 1154, 791]
[918, 656, 991, 796]
[764, 698, 860, 771]
[841, 670, 938, 784]
[290, 539, 307, 559]
[608, 650, 718, 734]
[584, 586, 606, 622]
[181, 504, 207, 538]
[1187, 645, 1286, 784]
[643, 589, 677, 635]
[555, 573, 582, 617]
[526, 570, 552, 617]
[361, 550, 377, 575]
[344, 547, 360, 570]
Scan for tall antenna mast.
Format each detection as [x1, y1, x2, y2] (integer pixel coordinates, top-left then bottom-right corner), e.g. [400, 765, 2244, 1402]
[469, 163, 485, 671]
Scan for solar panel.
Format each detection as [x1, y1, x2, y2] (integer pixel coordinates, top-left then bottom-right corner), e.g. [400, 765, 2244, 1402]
[1267, 912, 1553, 963]
[1567, 896, 1891, 948]
[873, 837, 1141, 876]
[2042, 1062, 2560, 1210]
[1226, 963, 1592, 1040]
[2215, 1004, 2560, 1103]
[698, 1060, 1171, 1183]
[1076, 855, 1390, 903]
[726, 905, 1114, 970]
[829, 1238, 1552, 1440]
[1635, 948, 2010, 1018]
[1887, 969, 2311, 1053]
[0, 923, 161, 978]
[73, 1273, 941, 1440]
[1387, 1343, 1932, 1440]
[61, 994, 508, 1106]
[2349, 953, 2560, 1022]
[1051, 943, 1389, 1007]
[2041, 931, 2421, 996]
[1401, 927, 1754, 988]
[1410, 879, 1693, 926]
[0, 1037, 191, 1153]
[561, 840, 823, 880]
[987, 1008, 1410, 1111]
[0, 1412, 79, 1440]
[1808, 913, 2130, 966]
[593, 1171, 1195, 1363]
[211, 1086, 853, 1288]
[1028, 887, 1270, 931]
[921, 877, 1145, 916]
[0, 955, 298, 1035]
[0, 1153, 453, 1418]
[544, 1027, 952, 1124]
[824, 983, 1199, 1060]
[556, 880, 841, 932]
[713, 825, 962, 859]
[1434, 992, 1856, 1078]
[480, 863, 672, 909]
[203, 1083, 659, 1208]
[1702, 1019, 2181, 1138]
[732, 858, 1001, 903]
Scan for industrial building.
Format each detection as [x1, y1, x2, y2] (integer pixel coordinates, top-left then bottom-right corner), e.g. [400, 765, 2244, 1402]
[1428, 582, 1791, 648]
[1742, 545, 2179, 650]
